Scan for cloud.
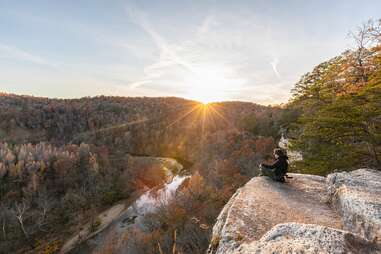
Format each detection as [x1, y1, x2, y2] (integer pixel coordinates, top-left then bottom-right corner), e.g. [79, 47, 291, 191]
[126, 6, 194, 72]
[197, 14, 218, 36]
[0, 43, 50, 65]
[121, 5, 293, 103]
[124, 5, 205, 92]
[270, 56, 281, 78]
[127, 79, 153, 89]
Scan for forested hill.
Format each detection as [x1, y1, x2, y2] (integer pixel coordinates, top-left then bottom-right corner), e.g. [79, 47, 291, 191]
[0, 95, 198, 144]
[0, 94, 284, 160]
[0, 93, 284, 253]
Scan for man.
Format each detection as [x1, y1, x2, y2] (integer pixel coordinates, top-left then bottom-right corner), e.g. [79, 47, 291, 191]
[260, 148, 289, 182]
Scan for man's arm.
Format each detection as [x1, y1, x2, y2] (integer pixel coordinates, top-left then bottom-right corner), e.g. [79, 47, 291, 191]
[261, 159, 280, 169]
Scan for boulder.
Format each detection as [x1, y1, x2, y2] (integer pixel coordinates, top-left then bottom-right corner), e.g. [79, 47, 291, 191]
[208, 169, 381, 254]
[238, 223, 381, 254]
[327, 168, 381, 242]
[208, 174, 342, 254]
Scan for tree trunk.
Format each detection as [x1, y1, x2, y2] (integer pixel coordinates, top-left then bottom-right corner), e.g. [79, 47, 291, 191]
[172, 229, 177, 254]
[371, 144, 380, 167]
[2, 220, 6, 240]
[17, 218, 34, 248]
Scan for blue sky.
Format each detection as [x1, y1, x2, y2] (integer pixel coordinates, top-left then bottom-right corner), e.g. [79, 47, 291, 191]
[1, 0, 380, 104]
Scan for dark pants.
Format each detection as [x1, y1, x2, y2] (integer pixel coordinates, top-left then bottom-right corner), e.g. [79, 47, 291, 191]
[260, 167, 285, 182]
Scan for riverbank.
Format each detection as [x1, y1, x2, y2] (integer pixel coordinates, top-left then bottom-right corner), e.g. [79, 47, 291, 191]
[60, 155, 188, 254]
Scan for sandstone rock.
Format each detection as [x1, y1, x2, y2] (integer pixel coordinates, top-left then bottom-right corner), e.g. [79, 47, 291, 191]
[327, 168, 381, 242]
[238, 223, 381, 254]
[208, 174, 342, 254]
[208, 169, 381, 254]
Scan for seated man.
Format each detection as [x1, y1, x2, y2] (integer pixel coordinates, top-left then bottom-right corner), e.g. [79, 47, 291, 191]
[260, 148, 289, 182]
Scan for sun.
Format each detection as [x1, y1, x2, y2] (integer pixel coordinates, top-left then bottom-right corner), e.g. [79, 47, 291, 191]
[184, 63, 244, 104]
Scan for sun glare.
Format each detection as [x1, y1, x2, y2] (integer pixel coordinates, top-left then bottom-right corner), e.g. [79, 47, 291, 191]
[185, 63, 244, 104]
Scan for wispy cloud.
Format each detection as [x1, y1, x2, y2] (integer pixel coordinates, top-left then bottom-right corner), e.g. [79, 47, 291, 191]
[126, 6, 194, 72]
[119, 6, 297, 103]
[0, 43, 50, 65]
[123, 6, 282, 101]
[127, 79, 153, 89]
[270, 56, 281, 78]
[123, 6, 194, 90]
[3, 1, 376, 104]
[197, 14, 218, 36]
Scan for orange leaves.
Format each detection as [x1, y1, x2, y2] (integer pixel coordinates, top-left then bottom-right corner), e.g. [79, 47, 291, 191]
[254, 137, 275, 156]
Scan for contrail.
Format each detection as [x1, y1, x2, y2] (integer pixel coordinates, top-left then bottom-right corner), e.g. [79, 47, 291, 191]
[125, 6, 195, 73]
[270, 57, 281, 78]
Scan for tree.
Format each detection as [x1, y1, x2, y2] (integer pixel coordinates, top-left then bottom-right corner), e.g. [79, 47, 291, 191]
[292, 83, 381, 173]
[12, 199, 34, 247]
[35, 189, 53, 232]
[289, 19, 381, 174]
[0, 203, 12, 241]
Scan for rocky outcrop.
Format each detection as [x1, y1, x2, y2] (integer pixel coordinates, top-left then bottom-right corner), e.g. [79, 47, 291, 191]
[208, 169, 381, 254]
[238, 223, 380, 254]
[327, 169, 381, 242]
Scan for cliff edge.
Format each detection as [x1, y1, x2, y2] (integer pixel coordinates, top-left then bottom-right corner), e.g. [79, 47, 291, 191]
[208, 169, 381, 254]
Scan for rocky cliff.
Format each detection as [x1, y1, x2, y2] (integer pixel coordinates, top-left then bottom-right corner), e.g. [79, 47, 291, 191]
[208, 169, 381, 254]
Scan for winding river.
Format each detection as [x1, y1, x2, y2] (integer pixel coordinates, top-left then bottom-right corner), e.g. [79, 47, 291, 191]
[61, 156, 189, 254]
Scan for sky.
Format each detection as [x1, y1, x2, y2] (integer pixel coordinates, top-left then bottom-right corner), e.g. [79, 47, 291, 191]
[1, 0, 380, 104]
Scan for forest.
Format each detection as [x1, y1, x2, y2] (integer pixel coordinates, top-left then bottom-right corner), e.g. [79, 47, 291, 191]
[0, 94, 281, 253]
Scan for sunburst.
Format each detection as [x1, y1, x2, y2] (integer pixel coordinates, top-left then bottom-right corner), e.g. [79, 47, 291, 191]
[165, 102, 232, 141]
[70, 101, 232, 145]
[184, 63, 245, 104]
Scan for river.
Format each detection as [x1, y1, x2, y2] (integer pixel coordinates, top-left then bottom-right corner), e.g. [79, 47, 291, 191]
[61, 156, 189, 254]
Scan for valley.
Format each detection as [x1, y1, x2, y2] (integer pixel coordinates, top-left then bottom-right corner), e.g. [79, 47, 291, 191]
[0, 95, 281, 254]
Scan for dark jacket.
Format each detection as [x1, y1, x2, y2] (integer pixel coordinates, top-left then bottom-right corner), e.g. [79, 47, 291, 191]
[262, 155, 288, 177]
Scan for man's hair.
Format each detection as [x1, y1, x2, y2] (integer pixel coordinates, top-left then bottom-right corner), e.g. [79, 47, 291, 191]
[274, 148, 287, 158]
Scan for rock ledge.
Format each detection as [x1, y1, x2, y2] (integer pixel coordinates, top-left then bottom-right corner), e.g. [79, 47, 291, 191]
[208, 169, 381, 254]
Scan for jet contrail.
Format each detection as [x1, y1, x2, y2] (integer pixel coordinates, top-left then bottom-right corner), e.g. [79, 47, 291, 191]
[270, 57, 280, 78]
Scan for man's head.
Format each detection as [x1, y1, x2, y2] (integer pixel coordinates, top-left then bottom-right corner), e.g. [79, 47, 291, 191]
[273, 148, 286, 159]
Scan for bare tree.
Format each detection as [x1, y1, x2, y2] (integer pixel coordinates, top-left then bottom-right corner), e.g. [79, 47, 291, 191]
[12, 199, 34, 247]
[368, 19, 381, 43]
[0, 203, 12, 241]
[349, 23, 372, 84]
[348, 19, 381, 85]
[36, 190, 53, 232]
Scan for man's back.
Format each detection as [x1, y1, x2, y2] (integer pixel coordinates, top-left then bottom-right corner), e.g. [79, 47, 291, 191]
[261, 155, 289, 182]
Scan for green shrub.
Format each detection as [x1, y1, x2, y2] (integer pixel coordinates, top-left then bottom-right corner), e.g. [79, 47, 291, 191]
[101, 190, 121, 206]
[90, 217, 102, 233]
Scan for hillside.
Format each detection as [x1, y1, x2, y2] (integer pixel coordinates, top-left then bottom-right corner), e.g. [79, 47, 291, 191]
[0, 94, 281, 160]
[285, 29, 381, 174]
[0, 94, 283, 253]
